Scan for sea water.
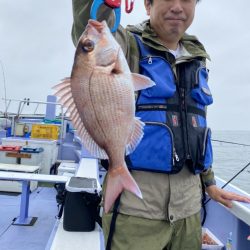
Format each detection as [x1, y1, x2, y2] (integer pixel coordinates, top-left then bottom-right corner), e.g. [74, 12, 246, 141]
[212, 130, 250, 194]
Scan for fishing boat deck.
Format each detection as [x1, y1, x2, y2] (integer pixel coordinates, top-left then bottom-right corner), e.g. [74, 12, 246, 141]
[0, 187, 58, 250]
[0, 174, 250, 249]
[0, 157, 104, 250]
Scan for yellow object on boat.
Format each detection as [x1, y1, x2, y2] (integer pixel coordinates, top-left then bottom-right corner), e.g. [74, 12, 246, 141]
[31, 124, 59, 140]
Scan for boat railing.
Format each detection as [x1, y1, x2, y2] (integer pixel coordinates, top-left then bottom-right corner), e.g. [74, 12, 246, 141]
[1, 97, 67, 142]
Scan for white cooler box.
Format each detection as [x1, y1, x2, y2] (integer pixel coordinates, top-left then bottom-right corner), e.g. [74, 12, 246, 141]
[19, 147, 43, 167]
[57, 162, 78, 176]
[1, 137, 58, 174]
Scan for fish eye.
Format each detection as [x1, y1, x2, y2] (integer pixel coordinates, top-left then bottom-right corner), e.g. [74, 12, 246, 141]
[82, 39, 95, 52]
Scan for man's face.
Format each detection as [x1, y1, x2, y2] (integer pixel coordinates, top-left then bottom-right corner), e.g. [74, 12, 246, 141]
[145, 0, 196, 48]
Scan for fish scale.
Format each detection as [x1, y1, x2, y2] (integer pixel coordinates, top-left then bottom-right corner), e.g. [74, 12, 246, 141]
[89, 73, 134, 144]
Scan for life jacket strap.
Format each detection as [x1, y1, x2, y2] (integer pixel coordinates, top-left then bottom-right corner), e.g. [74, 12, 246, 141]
[136, 104, 206, 118]
[106, 194, 122, 250]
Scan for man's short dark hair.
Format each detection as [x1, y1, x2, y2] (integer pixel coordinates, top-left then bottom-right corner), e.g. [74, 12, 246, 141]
[148, 0, 200, 4]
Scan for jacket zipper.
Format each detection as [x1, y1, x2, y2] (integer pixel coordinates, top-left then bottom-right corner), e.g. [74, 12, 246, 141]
[147, 56, 153, 64]
[144, 121, 179, 165]
[182, 87, 191, 159]
[144, 55, 179, 164]
[144, 55, 192, 160]
[143, 55, 173, 70]
[202, 127, 211, 157]
[176, 66, 191, 160]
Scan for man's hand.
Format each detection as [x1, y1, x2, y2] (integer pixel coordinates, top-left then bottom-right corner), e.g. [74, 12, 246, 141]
[206, 185, 250, 208]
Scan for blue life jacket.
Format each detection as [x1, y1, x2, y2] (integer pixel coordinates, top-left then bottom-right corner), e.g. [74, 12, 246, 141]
[127, 35, 213, 174]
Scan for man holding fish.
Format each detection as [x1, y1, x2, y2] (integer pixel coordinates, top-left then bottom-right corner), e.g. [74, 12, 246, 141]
[63, 0, 250, 249]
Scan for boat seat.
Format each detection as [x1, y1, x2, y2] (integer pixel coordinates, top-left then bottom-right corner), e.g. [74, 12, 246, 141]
[0, 163, 41, 192]
[0, 164, 69, 225]
[0, 163, 40, 173]
[0, 167, 69, 183]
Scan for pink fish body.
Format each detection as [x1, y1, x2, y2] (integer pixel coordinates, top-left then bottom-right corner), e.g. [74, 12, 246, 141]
[54, 20, 155, 213]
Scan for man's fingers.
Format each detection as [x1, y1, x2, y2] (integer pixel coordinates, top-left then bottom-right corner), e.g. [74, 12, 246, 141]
[217, 196, 233, 208]
[221, 192, 250, 203]
[206, 185, 250, 207]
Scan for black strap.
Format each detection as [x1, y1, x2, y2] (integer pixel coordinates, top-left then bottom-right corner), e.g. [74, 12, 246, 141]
[57, 200, 65, 219]
[106, 194, 122, 250]
[200, 176, 207, 226]
[136, 103, 174, 112]
[136, 104, 206, 118]
[54, 183, 66, 219]
[187, 106, 206, 118]
[95, 212, 102, 228]
[136, 103, 177, 112]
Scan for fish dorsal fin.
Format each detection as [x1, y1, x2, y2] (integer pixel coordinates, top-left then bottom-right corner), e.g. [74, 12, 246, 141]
[52, 77, 71, 91]
[125, 117, 145, 155]
[53, 78, 73, 108]
[132, 73, 155, 91]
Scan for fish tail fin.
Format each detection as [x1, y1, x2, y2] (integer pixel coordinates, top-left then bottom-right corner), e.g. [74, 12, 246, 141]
[126, 117, 144, 155]
[104, 166, 142, 213]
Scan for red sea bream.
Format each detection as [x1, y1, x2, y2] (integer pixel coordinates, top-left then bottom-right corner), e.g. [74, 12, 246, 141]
[54, 20, 155, 213]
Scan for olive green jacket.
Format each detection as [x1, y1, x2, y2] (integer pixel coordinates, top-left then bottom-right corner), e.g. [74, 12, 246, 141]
[71, 0, 216, 221]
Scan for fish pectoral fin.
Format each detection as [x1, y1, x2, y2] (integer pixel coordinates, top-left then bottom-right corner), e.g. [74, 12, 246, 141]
[104, 166, 143, 213]
[131, 73, 155, 91]
[126, 117, 144, 155]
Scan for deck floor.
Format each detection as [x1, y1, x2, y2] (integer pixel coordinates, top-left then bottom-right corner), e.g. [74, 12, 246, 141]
[0, 187, 58, 250]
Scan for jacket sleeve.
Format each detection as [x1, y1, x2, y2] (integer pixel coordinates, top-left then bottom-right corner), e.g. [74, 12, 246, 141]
[71, 0, 128, 55]
[201, 167, 216, 187]
[71, 0, 140, 72]
[200, 56, 216, 187]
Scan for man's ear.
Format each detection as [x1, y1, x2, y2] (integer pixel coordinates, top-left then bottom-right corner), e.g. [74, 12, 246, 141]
[144, 0, 151, 16]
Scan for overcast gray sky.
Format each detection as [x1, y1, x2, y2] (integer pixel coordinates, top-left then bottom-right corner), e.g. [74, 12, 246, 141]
[0, 0, 250, 131]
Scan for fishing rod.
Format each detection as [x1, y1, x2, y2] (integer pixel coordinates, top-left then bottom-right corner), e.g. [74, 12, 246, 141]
[0, 60, 7, 115]
[212, 139, 250, 147]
